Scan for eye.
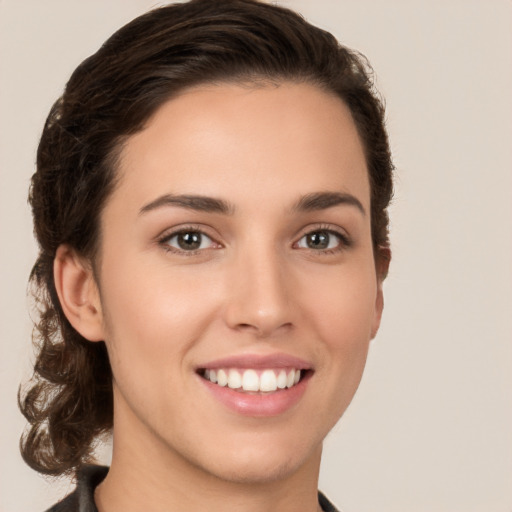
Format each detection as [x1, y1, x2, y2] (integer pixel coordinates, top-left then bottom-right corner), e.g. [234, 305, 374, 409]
[162, 230, 216, 252]
[296, 229, 347, 251]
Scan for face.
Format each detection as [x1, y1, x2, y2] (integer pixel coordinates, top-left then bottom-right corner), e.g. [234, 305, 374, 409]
[94, 82, 384, 484]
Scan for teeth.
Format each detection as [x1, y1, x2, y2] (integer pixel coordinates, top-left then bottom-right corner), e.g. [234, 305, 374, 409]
[217, 369, 228, 387]
[276, 370, 287, 389]
[286, 370, 295, 388]
[260, 370, 277, 392]
[203, 368, 303, 393]
[228, 369, 242, 389]
[242, 369, 259, 391]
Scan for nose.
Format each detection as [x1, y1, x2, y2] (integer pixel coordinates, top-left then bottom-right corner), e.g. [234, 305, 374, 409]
[224, 248, 294, 338]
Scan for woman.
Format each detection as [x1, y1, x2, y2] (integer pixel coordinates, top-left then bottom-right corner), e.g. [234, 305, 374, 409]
[19, 1, 393, 511]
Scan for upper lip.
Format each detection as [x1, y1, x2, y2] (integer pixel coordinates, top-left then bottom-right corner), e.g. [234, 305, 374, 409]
[197, 353, 312, 370]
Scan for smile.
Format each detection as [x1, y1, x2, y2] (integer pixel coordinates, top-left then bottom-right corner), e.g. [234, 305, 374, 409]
[196, 354, 312, 416]
[202, 368, 302, 393]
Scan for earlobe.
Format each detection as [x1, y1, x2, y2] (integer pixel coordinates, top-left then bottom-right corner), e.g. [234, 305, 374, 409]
[54, 245, 105, 342]
[371, 247, 391, 339]
[371, 284, 384, 339]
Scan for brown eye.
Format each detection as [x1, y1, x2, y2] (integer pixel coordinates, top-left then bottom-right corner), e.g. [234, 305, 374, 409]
[306, 231, 329, 249]
[296, 230, 345, 251]
[165, 231, 214, 251]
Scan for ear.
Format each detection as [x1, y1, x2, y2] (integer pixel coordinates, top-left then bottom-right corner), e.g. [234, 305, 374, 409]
[54, 245, 105, 342]
[371, 247, 391, 339]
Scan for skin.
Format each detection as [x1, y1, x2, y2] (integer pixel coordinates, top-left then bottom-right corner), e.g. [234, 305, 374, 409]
[55, 82, 385, 512]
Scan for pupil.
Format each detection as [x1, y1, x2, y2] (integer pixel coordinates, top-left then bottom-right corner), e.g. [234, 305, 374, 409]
[307, 231, 329, 249]
[178, 232, 201, 250]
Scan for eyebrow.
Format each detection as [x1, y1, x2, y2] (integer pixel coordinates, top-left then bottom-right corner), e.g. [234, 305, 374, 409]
[139, 194, 234, 215]
[293, 191, 366, 215]
[139, 191, 365, 217]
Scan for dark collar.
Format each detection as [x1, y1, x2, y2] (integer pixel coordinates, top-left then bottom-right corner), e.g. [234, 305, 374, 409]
[45, 465, 107, 512]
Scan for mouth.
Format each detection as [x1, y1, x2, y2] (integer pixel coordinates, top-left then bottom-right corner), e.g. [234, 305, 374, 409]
[195, 354, 313, 416]
[198, 367, 308, 393]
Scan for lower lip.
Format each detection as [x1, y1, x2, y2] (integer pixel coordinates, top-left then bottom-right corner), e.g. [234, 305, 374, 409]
[199, 373, 310, 417]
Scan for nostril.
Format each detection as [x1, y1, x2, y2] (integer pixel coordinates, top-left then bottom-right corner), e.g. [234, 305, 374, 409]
[233, 321, 294, 338]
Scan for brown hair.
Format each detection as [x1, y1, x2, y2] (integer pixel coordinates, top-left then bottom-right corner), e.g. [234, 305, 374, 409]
[19, 0, 393, 476]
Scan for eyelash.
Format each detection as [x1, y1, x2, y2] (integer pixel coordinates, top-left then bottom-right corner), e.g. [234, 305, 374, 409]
[294, 224, 352, 255]
[157, 224, 351, 256]
[157, 224, 219, 256]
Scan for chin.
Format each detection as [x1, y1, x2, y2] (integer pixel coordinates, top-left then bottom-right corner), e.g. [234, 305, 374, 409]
[205, 455, 309, 485]
[191, 439, 323, 485]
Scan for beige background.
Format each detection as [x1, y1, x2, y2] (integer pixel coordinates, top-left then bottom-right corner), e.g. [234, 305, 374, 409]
[1, 1, 511, 511]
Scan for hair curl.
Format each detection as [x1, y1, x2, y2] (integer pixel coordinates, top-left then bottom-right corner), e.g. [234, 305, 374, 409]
[19, 0, 393, 477]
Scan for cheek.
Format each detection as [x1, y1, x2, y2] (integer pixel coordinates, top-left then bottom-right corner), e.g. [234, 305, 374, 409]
[305, 262, 377, 397]
[99, 259, 222, 377]
[97, 262, 226, 432]
[308, 264, 378, 345]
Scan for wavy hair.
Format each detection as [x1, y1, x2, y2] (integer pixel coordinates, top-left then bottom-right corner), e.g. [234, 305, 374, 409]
[19, 0, 393, 476]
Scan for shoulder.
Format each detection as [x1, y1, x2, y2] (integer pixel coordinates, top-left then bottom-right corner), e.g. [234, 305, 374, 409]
[318, 491, 342, 512]
[44, 492, 78, 512]
[44, 465, 109, 512]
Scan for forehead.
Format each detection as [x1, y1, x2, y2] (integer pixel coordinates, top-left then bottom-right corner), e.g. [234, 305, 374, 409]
[112, 82, 370, 213]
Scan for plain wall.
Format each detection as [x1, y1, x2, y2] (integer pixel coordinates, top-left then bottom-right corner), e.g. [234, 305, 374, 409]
[1, 1, 511, 511]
